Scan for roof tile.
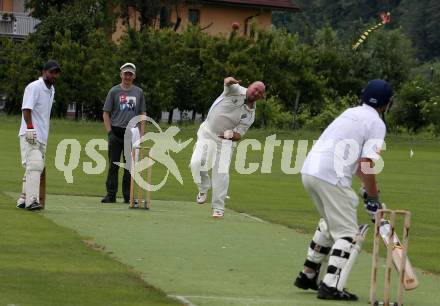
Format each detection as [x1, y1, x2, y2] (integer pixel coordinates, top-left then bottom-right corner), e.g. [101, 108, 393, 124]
[203, 0, 299, 11]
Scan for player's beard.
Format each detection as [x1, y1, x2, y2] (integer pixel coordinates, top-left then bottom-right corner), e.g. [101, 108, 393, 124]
[43, 76, 56, 87]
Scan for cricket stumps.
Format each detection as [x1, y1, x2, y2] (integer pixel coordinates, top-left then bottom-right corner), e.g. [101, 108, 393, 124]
[129, 146, 152, 210]
[370, 209, 411, 306]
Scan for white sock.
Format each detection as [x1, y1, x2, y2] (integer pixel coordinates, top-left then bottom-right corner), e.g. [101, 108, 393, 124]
[303, 270, 316, 279]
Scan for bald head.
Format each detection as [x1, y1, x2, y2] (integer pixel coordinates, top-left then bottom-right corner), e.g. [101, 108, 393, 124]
[246, 81, 265, 102]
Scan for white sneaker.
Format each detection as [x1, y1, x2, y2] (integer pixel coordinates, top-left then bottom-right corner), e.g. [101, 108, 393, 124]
[196, 192, 207, 204]
[212, 209, 224, 218]
[16, 196, 26, 209]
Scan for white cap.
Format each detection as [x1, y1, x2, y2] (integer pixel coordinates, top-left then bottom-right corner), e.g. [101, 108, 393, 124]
[120, 62, 136, 74]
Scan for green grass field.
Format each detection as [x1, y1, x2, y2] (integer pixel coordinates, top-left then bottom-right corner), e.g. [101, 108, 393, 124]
[1, 116, 439, 305]
[0, 191, 179, 306]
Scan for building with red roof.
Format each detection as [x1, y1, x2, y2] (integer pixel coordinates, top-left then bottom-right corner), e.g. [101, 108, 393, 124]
[113, 0, 299, 40]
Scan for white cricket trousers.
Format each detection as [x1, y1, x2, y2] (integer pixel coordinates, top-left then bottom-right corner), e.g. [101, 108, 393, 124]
[301, 174, 359, 240]
[20, 136, 46, 206]
[190, 122, 233, 211]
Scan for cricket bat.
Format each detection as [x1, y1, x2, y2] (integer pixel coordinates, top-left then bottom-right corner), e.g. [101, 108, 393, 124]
[378, 220, 419, 290]
[39, 168, 46, 209]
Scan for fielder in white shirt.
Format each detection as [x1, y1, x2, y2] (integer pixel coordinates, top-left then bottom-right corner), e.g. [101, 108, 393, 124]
[190, 77, 265, 218]
[294, 79, 394, 301]
[16, 60, 61, 210]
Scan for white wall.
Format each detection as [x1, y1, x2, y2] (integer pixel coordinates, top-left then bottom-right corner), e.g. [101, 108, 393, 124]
[161, 108, 203, 123]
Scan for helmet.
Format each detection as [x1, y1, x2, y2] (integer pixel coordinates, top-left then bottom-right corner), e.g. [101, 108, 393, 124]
[361, 79, 393, 108]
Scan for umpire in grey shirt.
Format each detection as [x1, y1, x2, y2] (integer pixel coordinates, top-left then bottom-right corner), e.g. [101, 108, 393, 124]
[101, 63, 146, 203]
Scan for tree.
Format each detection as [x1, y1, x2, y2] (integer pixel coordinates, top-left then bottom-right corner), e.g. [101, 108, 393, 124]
[352, 29, 415, 89]
[0, 38, 41, 114]
[273, 0, 440, 60]
[394, 61, 440, 134]
[117, 28, 182, 121]
[25, 0, 75, 19]
[312, 27, 363, 98]
[251, 28, 325, 115]
[118, 0, 184, 30]
[27, 0, 116, 58]
[399, 0, 440, 59]
[48, 30, 120, 118]
[391, 78, 430, 132]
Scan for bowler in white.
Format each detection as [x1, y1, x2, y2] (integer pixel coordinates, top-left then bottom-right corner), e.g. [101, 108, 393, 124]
[190, 77, 265, 218]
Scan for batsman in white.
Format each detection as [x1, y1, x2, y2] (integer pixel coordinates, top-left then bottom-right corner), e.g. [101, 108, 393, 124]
[16, 60, 61, 210]
[294, 79, 394, 301]
[190, 77, 265, 218]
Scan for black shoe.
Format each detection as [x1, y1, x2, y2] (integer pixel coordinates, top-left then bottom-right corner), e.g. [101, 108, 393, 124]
[16, 202, 26, 209]
[27, 201, 42, 211]
[294, 272, 319, 291]
[317, 282, 358, 301]
[101, 195, 116, 203]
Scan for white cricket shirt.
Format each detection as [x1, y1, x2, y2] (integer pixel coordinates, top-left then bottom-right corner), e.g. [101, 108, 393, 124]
[301, 104, 386, 187]
[18, 77, 55, 144]
[205, 84, 255, 137]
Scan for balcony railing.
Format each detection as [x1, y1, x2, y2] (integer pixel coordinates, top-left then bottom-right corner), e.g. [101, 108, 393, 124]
[0, 12, 40, 38]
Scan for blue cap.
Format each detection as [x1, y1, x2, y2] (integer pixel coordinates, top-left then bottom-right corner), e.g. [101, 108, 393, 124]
[361, 79, 393, 108]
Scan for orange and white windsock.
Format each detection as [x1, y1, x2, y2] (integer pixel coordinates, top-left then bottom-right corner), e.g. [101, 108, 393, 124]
[352, 12, 391, 51]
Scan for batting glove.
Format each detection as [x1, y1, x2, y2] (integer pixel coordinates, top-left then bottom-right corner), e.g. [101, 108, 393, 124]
[25, 128, 37, 145]
[364, 196, 382, 222]
[223, 130, 234, 140]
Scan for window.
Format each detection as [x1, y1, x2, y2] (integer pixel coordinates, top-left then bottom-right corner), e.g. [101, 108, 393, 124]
[188, 9, 200, 25]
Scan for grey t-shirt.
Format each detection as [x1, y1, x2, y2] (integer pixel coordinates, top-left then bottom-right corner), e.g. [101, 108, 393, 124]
[103, 84, 146, 128]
